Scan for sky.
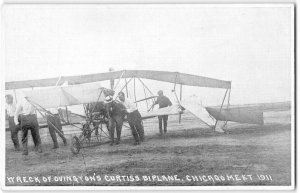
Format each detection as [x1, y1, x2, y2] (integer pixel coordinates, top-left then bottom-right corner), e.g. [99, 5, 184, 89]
[3, 4, 293, 106]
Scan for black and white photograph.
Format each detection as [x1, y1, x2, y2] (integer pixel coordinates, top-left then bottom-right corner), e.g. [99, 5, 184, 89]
[1, 3, 294, 190]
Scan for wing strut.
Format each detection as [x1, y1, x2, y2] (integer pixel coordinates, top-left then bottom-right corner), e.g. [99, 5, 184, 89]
[113, 70, 125, 90]
[134, 77, 137, 107]
[179, 83, 183, 123]
[172, 73, 183, 123]
[138, 78, 156, 110]
[213, 88, 230, 131]
[114, 77, 133, 100]
[125, 78, 129, 98]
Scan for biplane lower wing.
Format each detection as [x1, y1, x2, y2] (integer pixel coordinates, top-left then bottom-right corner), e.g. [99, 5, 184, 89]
[205, 101, 290, 125]
[205, 107, 264, 125]
[180, 100, 215, 127]
[208, 102, 291, 112]
[140, 105, 182, 119]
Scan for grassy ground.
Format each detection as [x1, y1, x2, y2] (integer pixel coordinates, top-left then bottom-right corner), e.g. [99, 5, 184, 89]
[5, 110, 292, 186]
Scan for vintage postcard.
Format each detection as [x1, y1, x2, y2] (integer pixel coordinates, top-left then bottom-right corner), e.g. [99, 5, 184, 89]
[1, 3, 295, 190]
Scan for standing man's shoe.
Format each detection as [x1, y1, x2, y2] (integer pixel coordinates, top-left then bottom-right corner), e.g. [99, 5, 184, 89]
[52, 145, 59, 149]
[133, 141, 140, 145]
[36, 146, 43, 153]
[52, 142, 59, 149]
[63, 139, 68, 146]
[15, 146, 21, 151]
[37, 148, 43, 153]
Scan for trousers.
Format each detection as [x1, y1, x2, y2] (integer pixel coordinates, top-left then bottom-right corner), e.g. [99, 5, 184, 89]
[109, 115, 124, 144]
[8, 116, 20, 149]
[158, 115, 168, 134]
[20, 114, 42, 152]
[47, 114, 66, 146]
[127, 110, 144, 142]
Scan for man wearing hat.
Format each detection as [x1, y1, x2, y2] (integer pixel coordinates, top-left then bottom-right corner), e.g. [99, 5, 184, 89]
[5, 94, 20, 151]
[152, 90, 172, 135]
[104, 95, 126, 145]
[14, 97, 42, 155]
[117, 92, 144, 145]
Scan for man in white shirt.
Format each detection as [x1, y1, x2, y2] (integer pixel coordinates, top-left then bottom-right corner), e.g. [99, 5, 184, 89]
[118, 92, 144, 145]
[14, 97, 42, 155]
[5, 94, 20, 151]
[46, 108, 67, 149]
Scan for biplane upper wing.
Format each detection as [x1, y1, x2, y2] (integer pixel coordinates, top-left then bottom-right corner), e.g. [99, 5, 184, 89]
[7, 70, 232, 124]
[6, 70, 231, 90]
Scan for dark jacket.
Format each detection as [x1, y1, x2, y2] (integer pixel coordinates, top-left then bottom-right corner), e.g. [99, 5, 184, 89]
[155, 96, 172, 108]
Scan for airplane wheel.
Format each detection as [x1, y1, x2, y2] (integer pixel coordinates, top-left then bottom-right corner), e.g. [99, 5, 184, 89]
[71, 136, 81, 155]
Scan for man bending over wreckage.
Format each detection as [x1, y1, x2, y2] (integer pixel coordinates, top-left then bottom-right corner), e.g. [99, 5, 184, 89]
[46, 108, 67, 149]
[118, 92, 144, 145]
[14, 98, 42, 155]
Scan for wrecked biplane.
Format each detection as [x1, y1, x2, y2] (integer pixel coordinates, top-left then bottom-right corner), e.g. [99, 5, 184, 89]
[5, 70, 277, 154]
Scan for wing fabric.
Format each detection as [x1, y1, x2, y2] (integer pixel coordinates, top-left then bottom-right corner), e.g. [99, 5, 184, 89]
[6, 70, 231, 90]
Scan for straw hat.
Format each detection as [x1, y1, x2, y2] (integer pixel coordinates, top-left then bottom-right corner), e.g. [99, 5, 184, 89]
[104, 95, 113, 103]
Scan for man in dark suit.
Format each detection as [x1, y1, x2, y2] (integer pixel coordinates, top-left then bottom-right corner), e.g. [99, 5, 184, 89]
[152, 90, 172, 135]
[46, 109, 67, 149]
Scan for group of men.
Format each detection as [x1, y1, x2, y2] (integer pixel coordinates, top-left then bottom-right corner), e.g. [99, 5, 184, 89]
[114, 91, 145, 145]
[5, 94, 66, 155]
[106, 90, 172, 145]
[5, 89, 173, 154]
[6, 94, 43, 155]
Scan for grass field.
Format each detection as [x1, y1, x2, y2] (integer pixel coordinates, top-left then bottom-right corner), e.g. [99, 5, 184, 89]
[5, 109, 292, 186]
